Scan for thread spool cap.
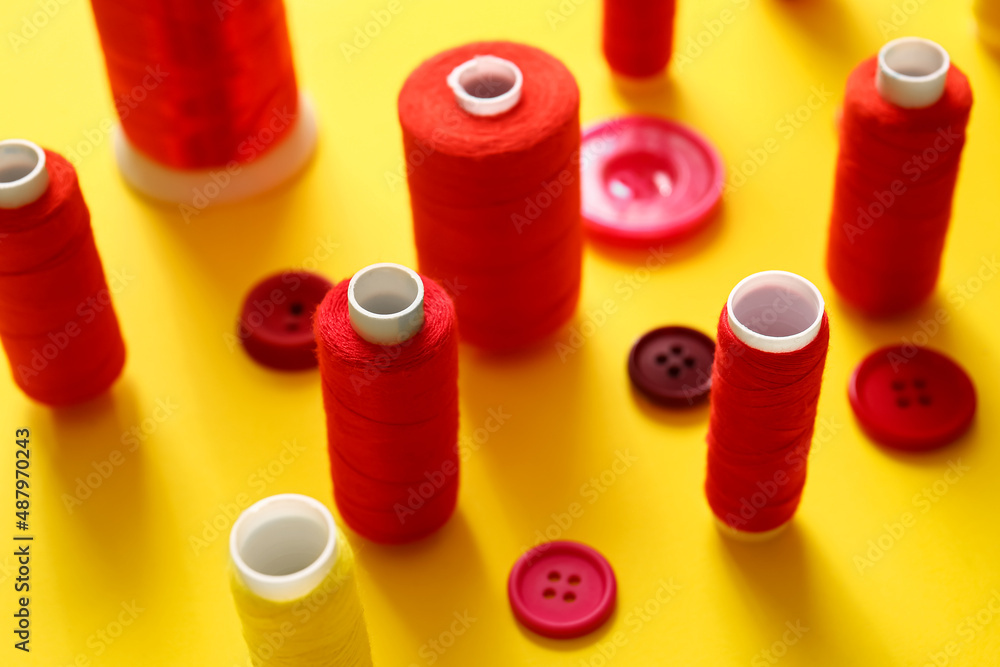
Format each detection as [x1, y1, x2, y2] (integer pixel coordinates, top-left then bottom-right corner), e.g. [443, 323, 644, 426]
[347, 263, 425, 345]
[447, 55, 524, 117]
[230, 494, 339, 603]
[628, 326, 714, 406]
[239, 271, 333, 370]
[849, 346, 976, 451]
[0, 139, 49, 209]
[508, 541, 617, 639]
[581, 115, 723, 246]
[727, 271, 825, 354]
[876, 37, 950, 109]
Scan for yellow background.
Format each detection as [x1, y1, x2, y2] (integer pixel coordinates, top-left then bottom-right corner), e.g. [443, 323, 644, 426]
[3, 0, 1000, 664]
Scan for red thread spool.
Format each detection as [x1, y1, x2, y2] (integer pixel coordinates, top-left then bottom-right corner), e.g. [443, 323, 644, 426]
[399, 42, 582, 351]
[603, 0, 677, 78]
[705, 271, 829, 540]
[315, 264, 459, 544]
[0, 141, 126, 406]
[827, 38, 973, 316]
[89, 0, 317, 203]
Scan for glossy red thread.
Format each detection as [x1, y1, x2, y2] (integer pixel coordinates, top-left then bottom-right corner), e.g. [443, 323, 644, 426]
[827, 57, 973, 316]
[0, 151, 126, 406]
[89, 0, 300, 169]
[398, 41, 582, 351]
[705, 308, 829, 533]
[314, 276, 459, 544]
[603, 0, 677, 78]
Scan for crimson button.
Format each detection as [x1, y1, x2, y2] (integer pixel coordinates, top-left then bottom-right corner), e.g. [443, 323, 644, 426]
[849, 346, 976, 451]
[628, 326, 714, 407]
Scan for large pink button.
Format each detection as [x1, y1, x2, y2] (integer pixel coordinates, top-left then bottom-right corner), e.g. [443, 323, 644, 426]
[581, 115, 723, 246]
[508, 541, 617, 639]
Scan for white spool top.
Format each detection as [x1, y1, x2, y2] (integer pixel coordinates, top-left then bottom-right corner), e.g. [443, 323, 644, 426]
[876, 37, 950, 109]
[447, 55, 523, 117]
[0, 139, 50, 209]
[348, 263, 425, 345]
[230, 494, 338, 603]
[727, 270, 825, 354]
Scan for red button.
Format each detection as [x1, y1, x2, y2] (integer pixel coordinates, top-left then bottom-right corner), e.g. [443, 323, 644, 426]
[508, 541, 616, 639]
[628, 326, 714, 407]
[581, 115, 723, 246]
[238, 271, 333, 370]
[849, 346, 976, 451]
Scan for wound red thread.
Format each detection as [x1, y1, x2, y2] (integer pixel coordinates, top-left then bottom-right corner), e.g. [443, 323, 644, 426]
[827, 57, 973, 316]
[0, 151, 126, 406]
[398, 41, 582, 351]
[705, 308, 829, 533]
[314, 276, 459, 544]
[603, 0, 677, 78]
[89, 0, 300, 169]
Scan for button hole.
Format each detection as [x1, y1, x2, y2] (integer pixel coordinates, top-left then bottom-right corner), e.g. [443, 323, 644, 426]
[655, 354, 667, 365]
[286, 322, 299, 331]
[671, 345, 683, 354]
[918, 395, 932, 405]
[891, 380, 905, 391]
[289, 302, 304, 316]
[547, 571, 560, 581]
[563, 592, 576, 603]
[543, 588, 556, 599]
[568, 575, 580, 585]
[683, 357, 695, 367]
[897, 397, 910, 408]
[668, 366, 681, 378]
[913, 378, 926, 389]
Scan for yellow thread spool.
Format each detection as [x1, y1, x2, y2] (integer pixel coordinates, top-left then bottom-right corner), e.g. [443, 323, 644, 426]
[229, 494, 373, 667]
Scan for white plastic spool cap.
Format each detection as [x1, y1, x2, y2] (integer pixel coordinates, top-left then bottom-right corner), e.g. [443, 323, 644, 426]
[447, 55, 523, 117]
[348, 263, 425, 345]
[876, 37, 950, 109]
[230, 494, 339, 603]
[727, 270, 825, 354]
[0, 139, 49, 209]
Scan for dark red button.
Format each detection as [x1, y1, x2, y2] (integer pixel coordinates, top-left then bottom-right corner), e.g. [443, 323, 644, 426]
[238, 271, 333, 370]
[628, 326, 714, 407]
[581, 115, 723, 246]
[849, 346, 976, 451]
[508, 541, 616, 639]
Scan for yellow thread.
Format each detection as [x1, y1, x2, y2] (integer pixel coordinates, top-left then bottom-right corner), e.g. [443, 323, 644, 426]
[231, 528, 373, 667]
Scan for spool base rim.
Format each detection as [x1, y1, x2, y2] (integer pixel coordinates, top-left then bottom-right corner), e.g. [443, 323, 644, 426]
[113, 92, 318, 206]
[713, 516, 789, 542]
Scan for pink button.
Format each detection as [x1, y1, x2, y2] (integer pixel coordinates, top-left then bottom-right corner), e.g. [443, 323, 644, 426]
[582, 115, 723, 246]
[508, 541, 617, 639]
